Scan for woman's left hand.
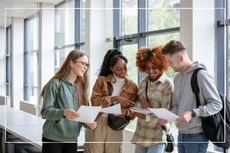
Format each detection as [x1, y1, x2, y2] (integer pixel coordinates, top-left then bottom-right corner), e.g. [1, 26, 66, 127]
[86, 122, 97, 129]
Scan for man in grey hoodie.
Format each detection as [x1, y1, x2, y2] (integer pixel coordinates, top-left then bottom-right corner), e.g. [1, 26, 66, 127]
[161, 40, 222, 153]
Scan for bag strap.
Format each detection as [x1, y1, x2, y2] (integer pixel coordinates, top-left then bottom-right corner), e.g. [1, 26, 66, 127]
[107, 82, 113, 96]
[145, 80, 149, 102]
[145, 80, 168, 131]
[191, 68, 206, 107]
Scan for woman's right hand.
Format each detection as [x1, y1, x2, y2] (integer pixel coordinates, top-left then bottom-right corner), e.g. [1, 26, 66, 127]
[116, 96, 134, 108]
[63, 109, 80, 119]
[140, 99, 151, 109]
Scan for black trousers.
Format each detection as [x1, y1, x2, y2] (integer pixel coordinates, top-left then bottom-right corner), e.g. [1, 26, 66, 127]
[42, 137, 78, 153]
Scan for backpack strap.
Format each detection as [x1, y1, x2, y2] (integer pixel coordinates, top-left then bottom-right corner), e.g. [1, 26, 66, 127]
[191, 68, 206, 107]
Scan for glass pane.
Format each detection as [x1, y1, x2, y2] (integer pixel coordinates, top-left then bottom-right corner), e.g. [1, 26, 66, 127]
[55, 0, 75, 46]
[147, 32, 179, 46]
[80, 0, 86, 42]
[121, 44, 138, 85]
[228, 26, 230, 99]
[106, 41, 113, 51]
[26, 17, 39, 51]
[147, 32, 180, 78]
[29, 52, 38, 104]
[105, 0, 113, 39]
[121, 0, 138, 35]
[228, 0, 230, 18]
[6, 26, 12, 96]
[54, 46, 75, 72]
[148, 0, 180, 31]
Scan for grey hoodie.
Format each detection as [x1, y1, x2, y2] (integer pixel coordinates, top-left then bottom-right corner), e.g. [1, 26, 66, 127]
[171, 62, 222, 134]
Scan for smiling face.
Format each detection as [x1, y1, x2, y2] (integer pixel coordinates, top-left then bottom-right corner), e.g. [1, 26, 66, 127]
[110, 58, 127, 79]
[145, 61, 161, 81]
[70, 55, 89, 77]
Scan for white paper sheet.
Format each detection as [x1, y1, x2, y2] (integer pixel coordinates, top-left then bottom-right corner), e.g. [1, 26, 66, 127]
[130, 107, 152, 115]
[148, 108, 179, 122]
[100, 103, 121, 115]
[71, 105, 102, 123]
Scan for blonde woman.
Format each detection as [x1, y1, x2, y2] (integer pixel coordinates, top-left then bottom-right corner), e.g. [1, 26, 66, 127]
[40, 50, 97, 153]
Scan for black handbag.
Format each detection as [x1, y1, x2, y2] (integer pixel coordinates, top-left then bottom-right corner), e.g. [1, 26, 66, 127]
[106, 82, 130, 130]
[108, 114, 130, 130]
[164, 133, 174, 152]
[162, 126, 174, 152]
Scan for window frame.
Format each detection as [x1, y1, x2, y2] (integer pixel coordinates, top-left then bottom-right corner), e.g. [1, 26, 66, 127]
[24, 13, 39, 102]
[6, 25, 12, 99]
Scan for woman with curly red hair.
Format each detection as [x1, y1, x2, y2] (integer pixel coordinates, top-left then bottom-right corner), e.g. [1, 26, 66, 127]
[131, 45, 173, 153]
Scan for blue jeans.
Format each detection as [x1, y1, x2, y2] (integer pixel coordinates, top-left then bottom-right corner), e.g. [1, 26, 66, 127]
[178, 132, 208, 153]
[135, 144, 165, 153]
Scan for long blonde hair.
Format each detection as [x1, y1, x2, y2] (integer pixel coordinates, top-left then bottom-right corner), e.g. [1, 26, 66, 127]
[41, 50, 89, 106]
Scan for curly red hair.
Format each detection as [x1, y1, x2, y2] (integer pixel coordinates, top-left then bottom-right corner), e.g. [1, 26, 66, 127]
[136, 45, 168, 73]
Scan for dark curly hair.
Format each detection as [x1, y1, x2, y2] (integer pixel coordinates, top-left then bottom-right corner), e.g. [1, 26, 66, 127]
[136, 45, 168, 73]
[99, 48, 128, 76]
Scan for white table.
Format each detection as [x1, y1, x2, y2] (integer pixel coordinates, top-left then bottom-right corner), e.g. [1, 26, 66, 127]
[0, 106, 85, 150]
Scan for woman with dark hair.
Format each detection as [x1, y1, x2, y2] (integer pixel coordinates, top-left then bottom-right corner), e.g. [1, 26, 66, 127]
[131, 45, 173, 153]
[84, 49, 138, 153]
[40, 50, 97, 153]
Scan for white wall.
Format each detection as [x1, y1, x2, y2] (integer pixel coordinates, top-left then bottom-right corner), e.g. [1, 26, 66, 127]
[181, 0, 215, 76]
[85, 0, 106, 100]
[38, 3, 55, 104]
[11, 17, 24, 109]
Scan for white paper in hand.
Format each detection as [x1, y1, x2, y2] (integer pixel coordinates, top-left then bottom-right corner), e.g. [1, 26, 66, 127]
[100, 103, 121, 115]
[148, 108, 179, 122]
[71, 105, 101, 123]
[130, 107, 152, 115]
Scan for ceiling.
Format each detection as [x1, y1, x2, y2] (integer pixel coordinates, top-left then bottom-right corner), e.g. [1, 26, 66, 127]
[0, 0, 62, 28]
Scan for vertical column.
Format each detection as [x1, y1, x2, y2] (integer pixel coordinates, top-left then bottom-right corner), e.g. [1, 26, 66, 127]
[11, 17, 24, 109]
[85, 0, 106, 98]
[180, 0, 215, 76]
[0, 28, 5, 94]
[38, 3, 55, 104]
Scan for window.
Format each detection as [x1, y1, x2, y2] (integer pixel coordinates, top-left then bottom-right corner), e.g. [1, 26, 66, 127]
[6, 26, 12, 97]
[148, 0, 180, 31]
[55, 0, 75, 47]
[113, 0, 180, 131]
[24, 14, 39, 104]
[121, 0, 138, 35]
[54, 0, 85, 71]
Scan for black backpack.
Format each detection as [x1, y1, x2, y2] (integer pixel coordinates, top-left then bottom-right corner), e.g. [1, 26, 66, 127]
[191, 68, 230, 150]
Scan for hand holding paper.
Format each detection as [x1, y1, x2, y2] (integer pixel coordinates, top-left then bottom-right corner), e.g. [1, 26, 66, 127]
[100, 103, 122, 115]
[130, 107, 152, 115]
[148, 108, 179, 122]
[70, 105, 101, 123]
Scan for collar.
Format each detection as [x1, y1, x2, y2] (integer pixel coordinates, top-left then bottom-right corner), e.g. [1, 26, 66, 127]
[146, 73, 168, 84]
[104, 74, 128, 84]
[112, 74, 125, 83]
